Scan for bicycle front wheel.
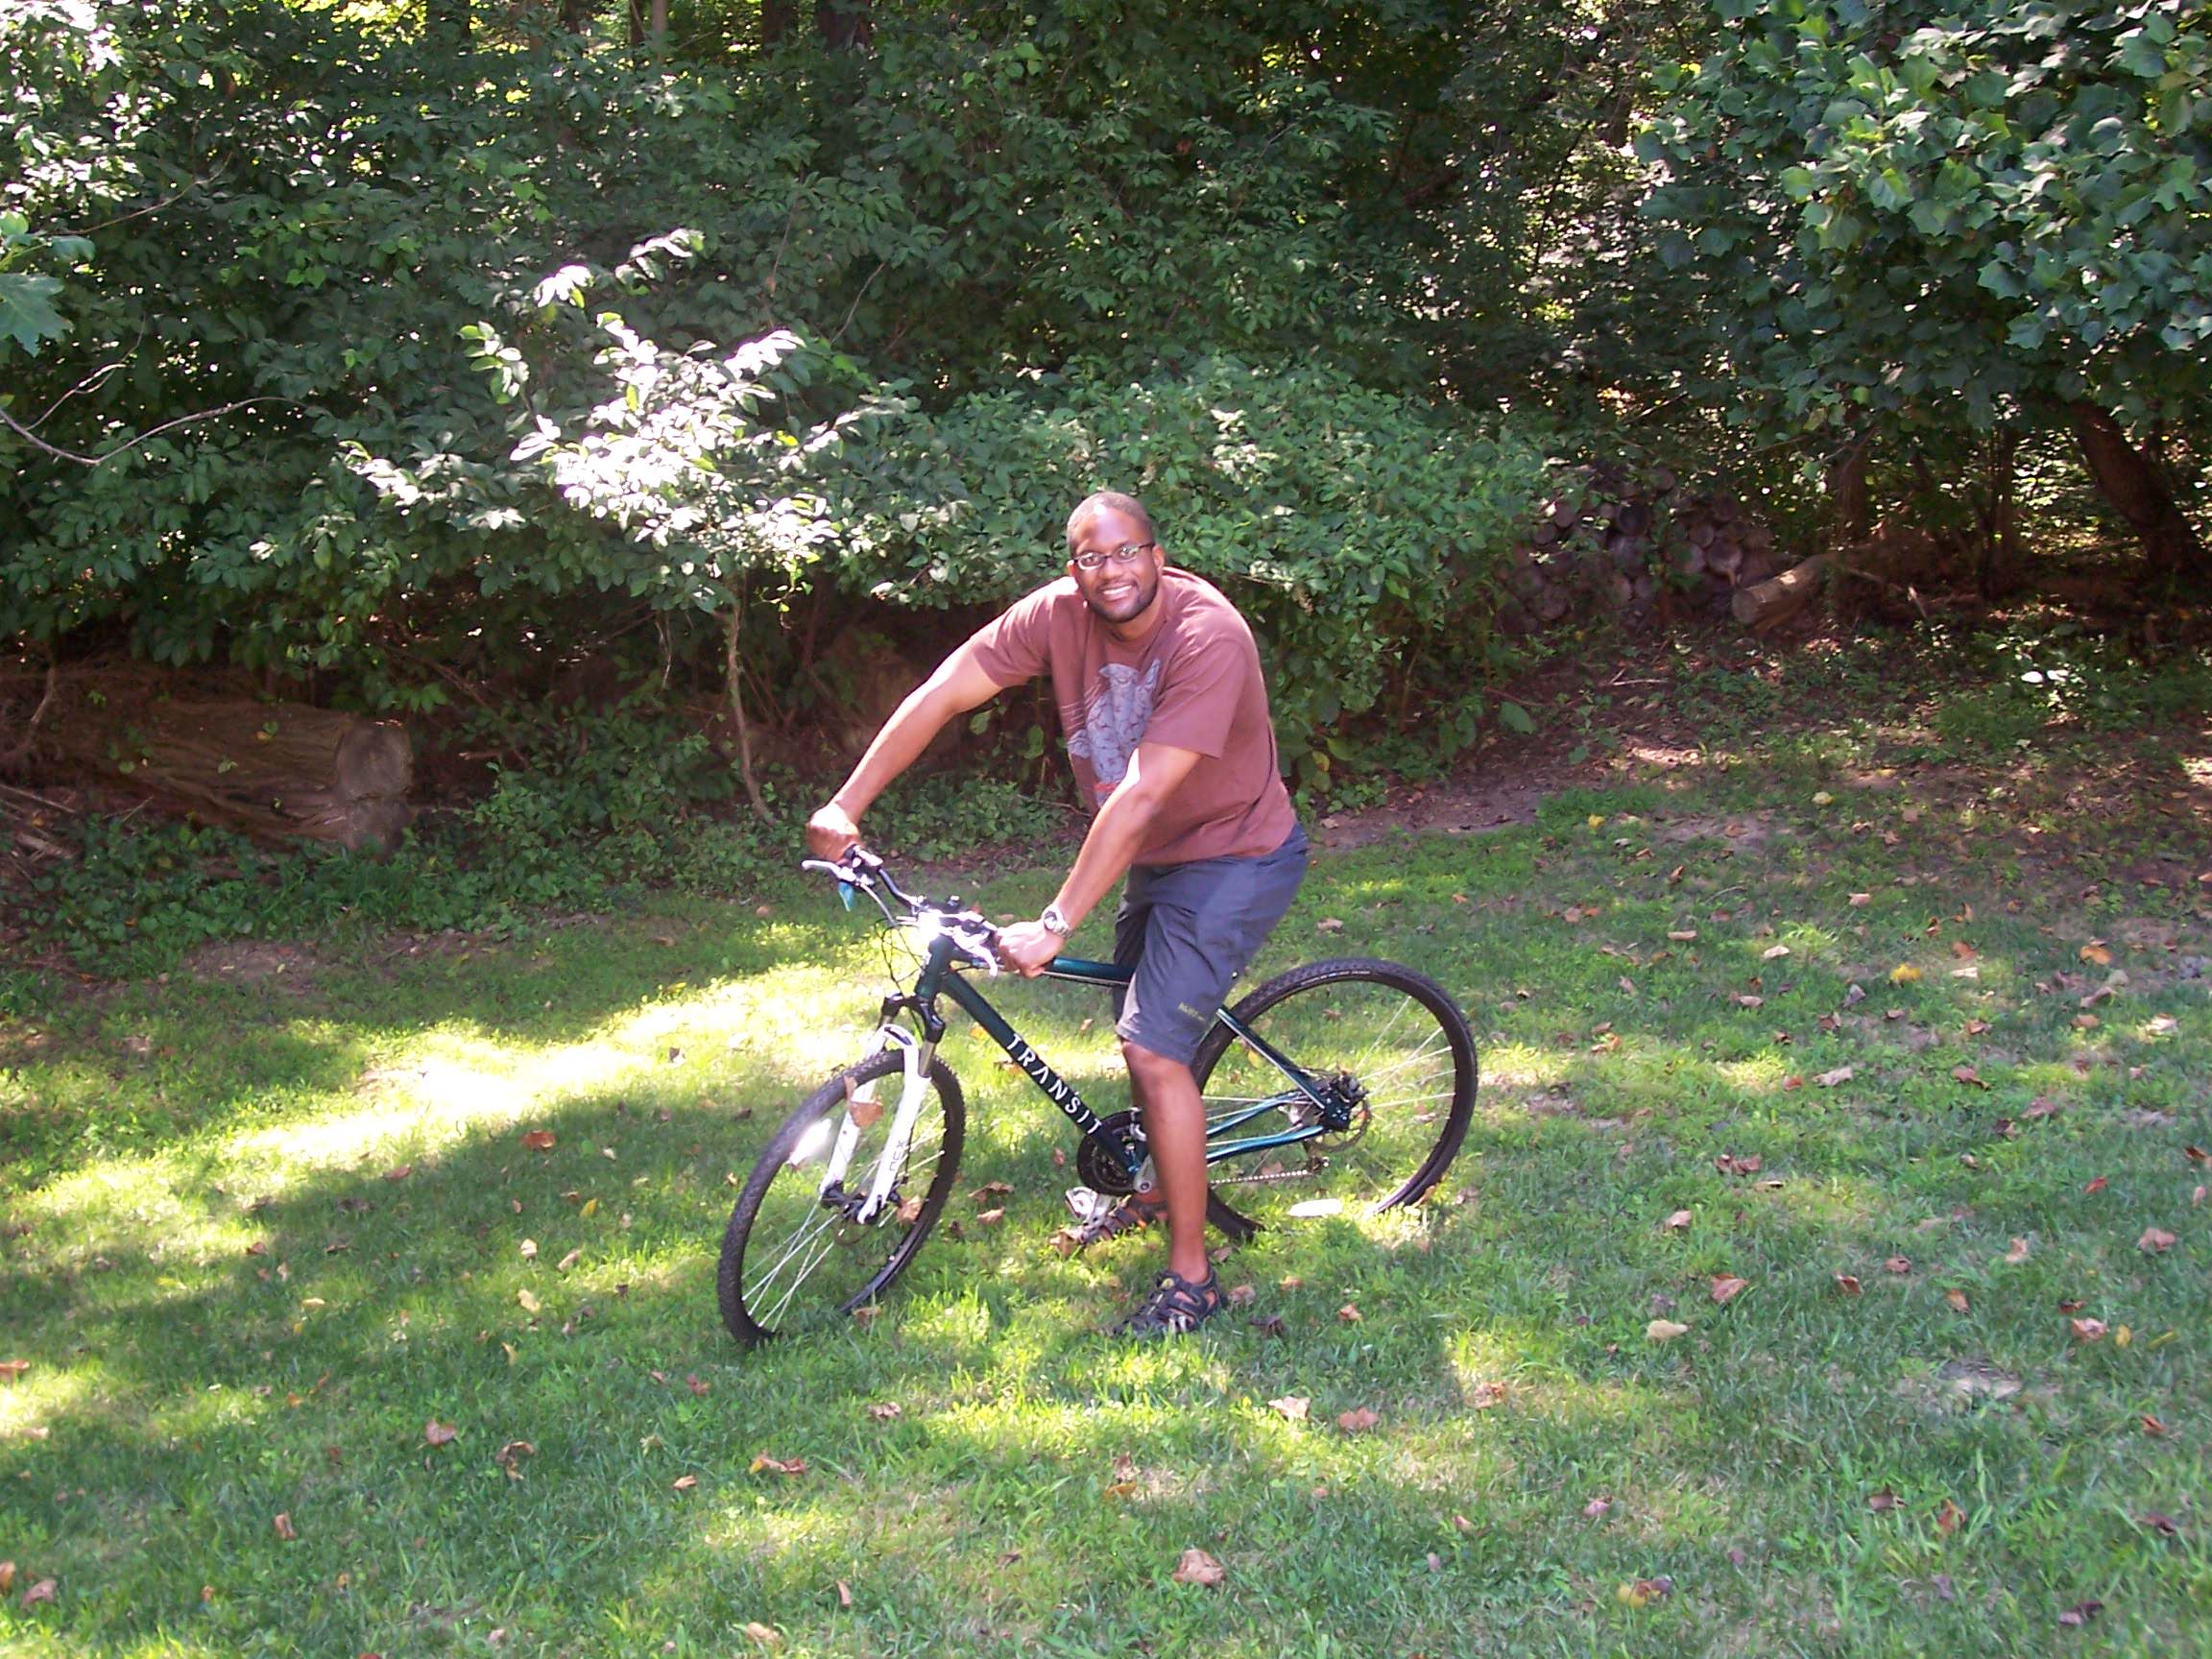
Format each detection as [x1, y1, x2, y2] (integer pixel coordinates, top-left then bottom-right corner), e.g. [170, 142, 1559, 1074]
[1191, 958, 1477, 1232]
[718, 1048, 965, 1345]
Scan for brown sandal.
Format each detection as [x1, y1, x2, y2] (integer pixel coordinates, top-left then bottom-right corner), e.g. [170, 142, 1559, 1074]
[1116, 1266, 1223, 1337]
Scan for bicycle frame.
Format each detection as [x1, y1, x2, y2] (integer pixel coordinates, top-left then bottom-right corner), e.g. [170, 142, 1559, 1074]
[868, 925, 1343, 1186]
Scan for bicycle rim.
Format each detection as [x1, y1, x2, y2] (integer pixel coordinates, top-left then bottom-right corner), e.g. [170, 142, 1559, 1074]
[1193, 959, 1476, 1230]
[719, 1049, 964, 1344]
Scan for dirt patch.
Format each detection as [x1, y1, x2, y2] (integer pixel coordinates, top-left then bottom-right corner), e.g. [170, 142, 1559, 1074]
[184, 940, 325, 985]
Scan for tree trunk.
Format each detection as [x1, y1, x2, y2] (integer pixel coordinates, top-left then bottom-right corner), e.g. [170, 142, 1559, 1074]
[2070, 403, 2204, 586]
[1828, 433, 1870, 548]
[38, 687, 413, 852]
[1732, 554, 1830, 633]
[816, 0, 872, 50]
[761, 0, 799, 42]
[724, 610, 773, 825]
[647, 0, 667, 42]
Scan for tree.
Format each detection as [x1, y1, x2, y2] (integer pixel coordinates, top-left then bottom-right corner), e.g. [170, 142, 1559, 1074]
[1639, 0, 2211, 582]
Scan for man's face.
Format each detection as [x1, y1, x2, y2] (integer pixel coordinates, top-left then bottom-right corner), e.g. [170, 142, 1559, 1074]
[1067, 508, 1164, 628]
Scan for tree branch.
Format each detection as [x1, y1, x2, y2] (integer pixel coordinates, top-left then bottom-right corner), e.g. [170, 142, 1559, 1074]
[0, 397, 300, 469]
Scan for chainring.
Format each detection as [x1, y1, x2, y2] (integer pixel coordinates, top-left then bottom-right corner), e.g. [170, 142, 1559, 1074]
[1075, 1109, 1148, 1196]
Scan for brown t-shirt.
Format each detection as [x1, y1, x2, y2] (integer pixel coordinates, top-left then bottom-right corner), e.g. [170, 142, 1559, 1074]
[967, 568, 1298, 866]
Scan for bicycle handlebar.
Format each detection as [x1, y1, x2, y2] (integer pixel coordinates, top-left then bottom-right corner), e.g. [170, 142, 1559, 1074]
[801, 848, 1000, 972]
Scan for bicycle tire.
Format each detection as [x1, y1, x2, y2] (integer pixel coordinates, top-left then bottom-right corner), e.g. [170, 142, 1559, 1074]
[1191, 957, 1477, 1233]
[718, 1048, 965, 1345]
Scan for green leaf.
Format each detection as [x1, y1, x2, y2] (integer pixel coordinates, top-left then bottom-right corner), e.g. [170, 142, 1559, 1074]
[1497, 702, 1535, 735]
[0, 273, 69, 354]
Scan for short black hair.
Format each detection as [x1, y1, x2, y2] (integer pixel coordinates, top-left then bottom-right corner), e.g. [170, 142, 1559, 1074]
[1066, 491, 1154, 550]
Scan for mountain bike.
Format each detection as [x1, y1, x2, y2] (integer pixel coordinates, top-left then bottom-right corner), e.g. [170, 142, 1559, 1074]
[717, 848, 1479, 1345]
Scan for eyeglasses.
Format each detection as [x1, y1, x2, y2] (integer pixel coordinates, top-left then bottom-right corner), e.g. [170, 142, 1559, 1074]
[1071, 541, 1156, 571]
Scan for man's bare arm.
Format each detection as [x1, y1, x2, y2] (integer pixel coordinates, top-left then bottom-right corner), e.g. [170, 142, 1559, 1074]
[997, 741, 1202, 975]
[807, 643, 1006, 858]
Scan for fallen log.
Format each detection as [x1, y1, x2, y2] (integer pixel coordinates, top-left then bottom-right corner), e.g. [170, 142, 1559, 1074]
[1732, 554, 1832, 633]
[34, 687, 413, 851]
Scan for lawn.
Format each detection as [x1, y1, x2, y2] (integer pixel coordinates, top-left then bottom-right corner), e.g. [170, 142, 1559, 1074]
[4, 644, 2211, 1657]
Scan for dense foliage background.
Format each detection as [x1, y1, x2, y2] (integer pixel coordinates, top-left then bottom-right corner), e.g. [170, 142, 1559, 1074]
[1, 0, 2206, 813]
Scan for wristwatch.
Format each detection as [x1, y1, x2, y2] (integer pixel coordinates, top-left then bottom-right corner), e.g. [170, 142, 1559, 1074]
[1040, 903, 1073, 938]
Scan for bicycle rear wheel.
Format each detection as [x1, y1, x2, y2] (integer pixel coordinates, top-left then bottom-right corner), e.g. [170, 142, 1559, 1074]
[1191, 958, 1476, 1232]
[718, 1048, 965, 1345]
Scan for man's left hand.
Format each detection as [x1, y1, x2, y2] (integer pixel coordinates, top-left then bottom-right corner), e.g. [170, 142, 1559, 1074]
[996, 921, 1061, 978]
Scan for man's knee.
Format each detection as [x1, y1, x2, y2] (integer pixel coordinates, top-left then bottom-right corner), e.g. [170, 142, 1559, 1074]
[1121, 1037, 1194, 1087]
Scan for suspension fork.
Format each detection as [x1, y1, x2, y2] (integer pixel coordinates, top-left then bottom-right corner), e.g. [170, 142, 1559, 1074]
[824, 944, 952, 1223]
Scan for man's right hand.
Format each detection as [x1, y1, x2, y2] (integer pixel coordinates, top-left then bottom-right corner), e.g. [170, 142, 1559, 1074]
[806, 803, 863, 861]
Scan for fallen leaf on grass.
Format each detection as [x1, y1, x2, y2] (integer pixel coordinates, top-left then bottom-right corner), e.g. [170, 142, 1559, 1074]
[1316, 917, 1345, 934]
[970, 1181, 1012, 1201]
[836, 1580, 853, 1608]
[1226, 1284, 1257, 1306]
[2185, 1145, 2209, 1166]
[1867, 1489, 1900, 1512]
[517, 1289, 541, 1314]
[0, 1563, 12, 1596]
[20, 1577, 56, 1608]
[1936, 1498, 1963, 1536]
[1944, 1288, 1971, 1313]
[2070, 1318, 2107, 1343]
[520, 1130, 556, 1151]
[272, 1512, 297, 1540]
[494, 1440, 534, 1475]
[382, 1165, 413, 1182]
[2138, 1512, 2180, 1540]
[974, 1209, 1005, 1226]
[1647, 1319, 1689, 1342]
[1172, 1549, 1226, 1586]
[1452, 1514, 1474, 1531]
[750, 1455, 806, 1477]
[1661, 1210, 1693, 1232]
[1763, 944, 1791, 960]
[1616, 1576, 1672, 1607]
[1710, 1275, 1748, 1306]
[1336, 1407, 1381, 1433]
[2138, 1227, 2176, 1254]
[0, 1360, 28, 1381]
[2083, 1175, 2108, 1194]
[867, 1402, 902, 1422]
[671, 1475, 698, 1492]
[1885, 1258, 1911, 1275]
[1951, 1066, 1986, 1089]
[1848, 893, 1871, 907]
[2080, 944, 2112, 966]
[740, 1621, 781, 1646]
[1269, 1396, 1310, 1423]
[2057, 1599, 2103, 1627]
[1734, 994, 1765, 1008]
[423, 1420, 458, 1447]
[1583, 1496, 1612, 1520]
[2141, 1414, 2168, 1436]
[556, 1249, 580, 1272]
[1834, 1273, 1863, 1295]
[1337, 1304, 1362, 1324]
[1890, 964, 1921, 984]
[1815, 1066, 1854, 1088]
[2005, 1238, 2032, 1264]
[518, 1238, 538, 1260]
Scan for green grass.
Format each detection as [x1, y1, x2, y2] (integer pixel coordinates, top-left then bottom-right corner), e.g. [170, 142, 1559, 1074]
[5, 723, 2212, 1654]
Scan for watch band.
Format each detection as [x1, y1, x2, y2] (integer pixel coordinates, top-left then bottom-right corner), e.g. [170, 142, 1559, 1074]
[1040, 903, 1073, 937]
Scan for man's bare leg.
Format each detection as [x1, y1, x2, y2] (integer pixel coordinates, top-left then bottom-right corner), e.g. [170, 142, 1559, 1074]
[1123, 1040, 1212, 1283]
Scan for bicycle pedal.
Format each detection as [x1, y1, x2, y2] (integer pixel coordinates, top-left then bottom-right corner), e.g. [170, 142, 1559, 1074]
[1064, 1186, 1112, 1224]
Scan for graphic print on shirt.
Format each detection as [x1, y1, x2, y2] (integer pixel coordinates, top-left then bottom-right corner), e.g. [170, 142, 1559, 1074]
[1066, 661, 1160, 800]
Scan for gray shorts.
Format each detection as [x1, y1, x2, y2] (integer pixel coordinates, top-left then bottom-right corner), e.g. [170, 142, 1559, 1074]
[1112, 826, 1309, 1066]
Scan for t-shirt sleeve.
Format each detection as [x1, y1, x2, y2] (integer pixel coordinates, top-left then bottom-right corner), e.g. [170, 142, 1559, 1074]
[964, 587, 1057, 688]
[1139, 614, 1249, 759]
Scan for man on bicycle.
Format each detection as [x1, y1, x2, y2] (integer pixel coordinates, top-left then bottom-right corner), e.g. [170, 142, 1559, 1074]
[805, 491, 1308, 1336]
